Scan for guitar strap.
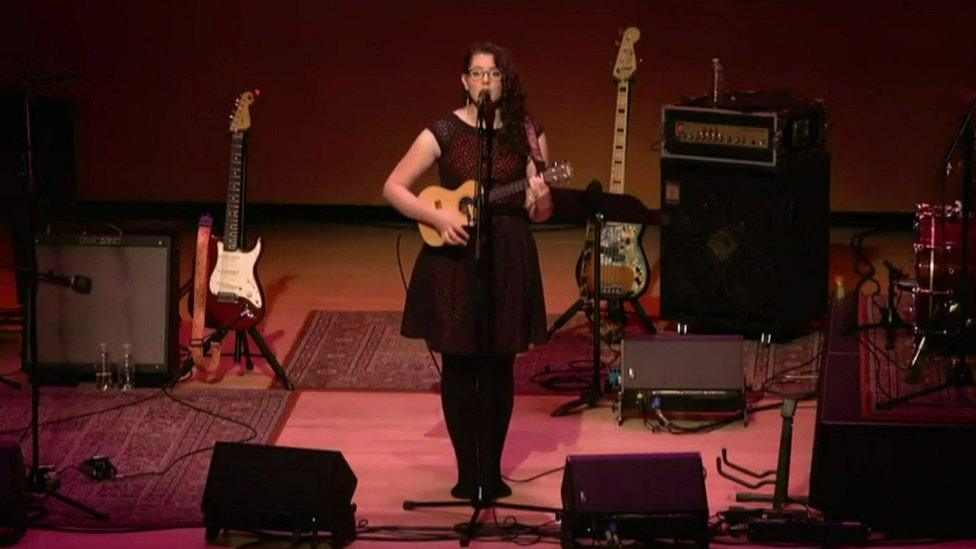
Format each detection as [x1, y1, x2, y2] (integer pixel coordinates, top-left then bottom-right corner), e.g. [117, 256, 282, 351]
[190, 215, 221, 382]
[524, 115, 546, 174]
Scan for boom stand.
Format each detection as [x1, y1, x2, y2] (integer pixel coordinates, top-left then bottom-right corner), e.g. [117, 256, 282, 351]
[551, 207, 607, 417]
[854, 260, 912, 350]
[10, 80, 107, 521]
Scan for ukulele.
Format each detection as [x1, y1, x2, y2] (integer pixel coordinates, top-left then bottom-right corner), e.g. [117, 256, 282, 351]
[417, 162, 573, 247]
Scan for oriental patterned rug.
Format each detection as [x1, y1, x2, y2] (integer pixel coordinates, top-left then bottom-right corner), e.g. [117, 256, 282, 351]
[284, 310, 822, 395]
[859, 293, 976, 422]
[0, 386, 292, 528]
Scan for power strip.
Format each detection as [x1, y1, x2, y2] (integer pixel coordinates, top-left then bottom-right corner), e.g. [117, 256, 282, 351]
[748, 517, 870, 545]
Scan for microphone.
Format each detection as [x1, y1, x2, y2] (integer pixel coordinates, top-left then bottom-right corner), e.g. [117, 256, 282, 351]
[72, 275, 93, 295]
[477, 90, 495, 129]
[42, 271, 92, 294]
[477, 89, 491, 108]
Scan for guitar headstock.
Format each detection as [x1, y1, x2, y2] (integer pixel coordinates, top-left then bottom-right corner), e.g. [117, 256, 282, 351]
[228, 89, 260, 134]
[613, 27, 641, 82]
[543, 161, 574, 186]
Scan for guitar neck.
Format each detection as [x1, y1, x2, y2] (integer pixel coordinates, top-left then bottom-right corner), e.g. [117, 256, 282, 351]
[224, 132, 246, 251]
[608, 80, 630, 196]
[487, 177, 530, 203]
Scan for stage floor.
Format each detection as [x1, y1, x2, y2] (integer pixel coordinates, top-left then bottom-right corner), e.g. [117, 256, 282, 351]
[7, 220, 972, 547]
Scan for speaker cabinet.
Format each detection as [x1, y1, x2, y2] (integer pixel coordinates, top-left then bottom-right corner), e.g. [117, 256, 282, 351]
[34, 231, 179, 385]
[809, 297, 976, 537]
[660, 150, 830, 334]
[0, 443, 27, 547]
[618, 334, 745, 424]
[561, 453, 708, 546]
[202, 442, 358, 546]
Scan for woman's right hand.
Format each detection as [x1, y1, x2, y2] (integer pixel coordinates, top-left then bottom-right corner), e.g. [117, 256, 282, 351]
[431, 209, 470, 246]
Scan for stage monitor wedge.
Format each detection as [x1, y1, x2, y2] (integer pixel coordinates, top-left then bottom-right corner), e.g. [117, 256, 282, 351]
[202, 442, 357, 546]
[561, 452, 709, 546]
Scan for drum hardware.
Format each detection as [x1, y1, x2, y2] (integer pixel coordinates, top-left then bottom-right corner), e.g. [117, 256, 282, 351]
[879, 93, 976, 409]
[856, 260, 913, 350]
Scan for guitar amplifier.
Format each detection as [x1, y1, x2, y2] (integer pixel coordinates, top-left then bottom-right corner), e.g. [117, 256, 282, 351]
[662, 91, 827, 167]
[616, 334, 746, 424]
[33, 228, 179, 386]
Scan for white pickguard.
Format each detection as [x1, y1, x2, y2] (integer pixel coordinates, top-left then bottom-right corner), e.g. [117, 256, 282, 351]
[209, 237, 263, 308]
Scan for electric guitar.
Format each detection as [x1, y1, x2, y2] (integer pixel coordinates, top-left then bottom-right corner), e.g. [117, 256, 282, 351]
[417, 162, 573, 247]
[575, 27, 650, 300]
[204, 90, 265, 330]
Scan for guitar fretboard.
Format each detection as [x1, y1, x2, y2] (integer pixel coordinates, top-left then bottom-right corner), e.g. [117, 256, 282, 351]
[609, 80, 630, 195]
[224, 133, 245, 252]
[487, 177, 531, 203]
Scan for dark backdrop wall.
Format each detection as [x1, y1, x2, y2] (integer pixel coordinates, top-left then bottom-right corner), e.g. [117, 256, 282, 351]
[6, 1, 976, 212]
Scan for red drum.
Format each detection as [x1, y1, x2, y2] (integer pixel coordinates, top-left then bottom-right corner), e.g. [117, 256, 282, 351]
[912, 201, 976, 333]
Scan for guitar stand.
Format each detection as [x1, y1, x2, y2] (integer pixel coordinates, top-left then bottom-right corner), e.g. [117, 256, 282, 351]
[716, 398, 807, 513]
[171, 326, 294, 390]
[547, 294, 656, 341]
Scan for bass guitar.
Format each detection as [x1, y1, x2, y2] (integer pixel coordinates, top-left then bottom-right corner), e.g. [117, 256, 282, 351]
[575, 27, 650, 300]
[417, 162, 573, 247]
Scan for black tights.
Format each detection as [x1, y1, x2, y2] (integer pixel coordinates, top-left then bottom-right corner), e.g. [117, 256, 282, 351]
[440, 353, 515, 496]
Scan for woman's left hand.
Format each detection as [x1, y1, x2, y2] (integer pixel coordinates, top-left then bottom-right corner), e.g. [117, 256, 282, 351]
[525, 173, 553, 222]
[525, 174, 549, 206]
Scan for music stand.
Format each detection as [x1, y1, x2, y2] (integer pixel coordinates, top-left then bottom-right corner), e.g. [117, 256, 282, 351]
[548, 185, 661, 417]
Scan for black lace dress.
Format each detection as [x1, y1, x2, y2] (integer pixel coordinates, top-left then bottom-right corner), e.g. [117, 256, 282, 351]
[401, 113, 548, 355]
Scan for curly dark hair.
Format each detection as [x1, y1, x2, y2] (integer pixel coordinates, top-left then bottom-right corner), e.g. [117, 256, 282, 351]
[462, 41, 529, 157]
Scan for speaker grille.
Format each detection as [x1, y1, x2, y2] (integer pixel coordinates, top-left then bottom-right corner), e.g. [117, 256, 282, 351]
[660, 150, 830, 333]
[34, 233, 178, 384]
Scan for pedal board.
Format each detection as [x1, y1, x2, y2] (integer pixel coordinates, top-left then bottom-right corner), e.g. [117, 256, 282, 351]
[616, 334, 746, 425]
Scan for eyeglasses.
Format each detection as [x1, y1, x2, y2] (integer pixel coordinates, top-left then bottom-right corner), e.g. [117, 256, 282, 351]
[466, 68, 503, 81]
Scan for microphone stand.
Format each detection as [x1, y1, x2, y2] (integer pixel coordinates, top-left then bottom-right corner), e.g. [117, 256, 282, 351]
[551, 182, 606, 417]
[402, 96, 559, 546]
[11, 79, 107, 521]
[853, 260, 912, 350]
[22, 263, 109, 520]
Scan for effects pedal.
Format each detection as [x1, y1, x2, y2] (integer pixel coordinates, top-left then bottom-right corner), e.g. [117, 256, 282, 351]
[81, 456, 117, 481]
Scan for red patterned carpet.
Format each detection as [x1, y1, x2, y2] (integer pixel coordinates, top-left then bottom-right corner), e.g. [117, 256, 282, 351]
[0, 386, 293, 528]
[284, 310, 823, 395]
[859, 293, 976, 422]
